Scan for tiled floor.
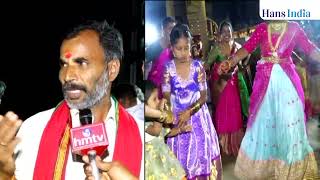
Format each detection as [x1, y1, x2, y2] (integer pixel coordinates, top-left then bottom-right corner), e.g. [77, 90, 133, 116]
[220, 116, 320, 179]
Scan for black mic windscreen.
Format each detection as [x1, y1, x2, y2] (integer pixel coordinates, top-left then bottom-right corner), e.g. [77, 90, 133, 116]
[79, 109, 92, 125]
[0, 81, 6, 97]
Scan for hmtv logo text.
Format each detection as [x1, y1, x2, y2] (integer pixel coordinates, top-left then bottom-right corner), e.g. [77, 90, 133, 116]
[70, 123, 109, 152]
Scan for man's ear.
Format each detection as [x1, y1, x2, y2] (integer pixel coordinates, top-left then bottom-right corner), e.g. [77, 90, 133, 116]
[107, 59, 120, 82]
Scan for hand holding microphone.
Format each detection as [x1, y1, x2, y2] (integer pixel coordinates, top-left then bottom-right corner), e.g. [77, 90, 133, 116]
[87, 150, 101, 180]
[70, 109, 109, 180]
[0, 111, 22, 179]
[74, 109, 138, 180]
[82, 155, 138, 180]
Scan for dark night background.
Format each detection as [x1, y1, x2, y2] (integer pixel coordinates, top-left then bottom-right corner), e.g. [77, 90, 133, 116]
[146, 0, 262, 34]
[0, 1, 145, 120]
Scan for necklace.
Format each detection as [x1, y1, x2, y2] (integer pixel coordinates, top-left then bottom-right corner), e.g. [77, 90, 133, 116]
[268, 22, 287, 58]
[270, 22, 284, 31]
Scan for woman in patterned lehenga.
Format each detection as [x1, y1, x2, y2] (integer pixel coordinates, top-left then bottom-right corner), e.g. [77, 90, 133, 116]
[220, 20, 320, 179]
[145, 80, 186, 180]
[162, 24, 221, 180]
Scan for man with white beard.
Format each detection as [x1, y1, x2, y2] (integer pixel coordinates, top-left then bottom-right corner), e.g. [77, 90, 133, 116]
[0, 21, 143, 180]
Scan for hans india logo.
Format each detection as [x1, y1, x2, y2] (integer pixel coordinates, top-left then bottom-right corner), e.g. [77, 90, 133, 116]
[70, 123, 109, 152]
[261, 9, 310, 18]
[259, 0, 320, 20]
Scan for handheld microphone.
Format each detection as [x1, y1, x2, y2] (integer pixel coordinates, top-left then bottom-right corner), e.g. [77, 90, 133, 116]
[70, 109, 109, 179]
[88, 150, 101, 180]
[70, 109, 109, 154]
[0, 81, 6, 104]
[79, 109, 92, 125]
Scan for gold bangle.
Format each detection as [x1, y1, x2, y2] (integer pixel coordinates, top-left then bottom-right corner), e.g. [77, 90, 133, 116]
[159, 111, 166, 122]
[227, 55, 236, 67]
[190, 102, 201, 114]
[195, 103, 201, 112]
[226, 59, 232, 69]
[164, 110, 174, 124]
[164, 103, 172, 112]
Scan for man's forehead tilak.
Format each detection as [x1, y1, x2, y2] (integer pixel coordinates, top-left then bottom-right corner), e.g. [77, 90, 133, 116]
[64, 52, 72, 59]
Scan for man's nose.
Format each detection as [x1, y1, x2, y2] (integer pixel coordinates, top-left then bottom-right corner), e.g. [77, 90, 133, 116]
[64, 66, 78, 82]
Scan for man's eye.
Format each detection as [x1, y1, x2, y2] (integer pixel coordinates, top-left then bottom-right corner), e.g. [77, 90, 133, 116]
[80, 61, 88, 66]
[60, 61, 67, 67]
[76, 60, 88, 66]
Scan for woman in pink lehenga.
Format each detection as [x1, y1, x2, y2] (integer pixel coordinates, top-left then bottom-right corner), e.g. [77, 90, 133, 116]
[220, 20, 320, 179]
[204, 21, 248, 156]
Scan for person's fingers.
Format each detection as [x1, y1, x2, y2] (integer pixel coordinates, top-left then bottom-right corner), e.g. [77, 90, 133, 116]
[0, 112, 22, 143]
[7, 137, 21, 152]
[95, 158, 111, 172]
[96, 156, 103, 165]
[2, 120, 22, 144]
[83, 164, 93, 176]
[85, 176, 95, 180]
[82, 155, 89, 163]
[179, 111, 186, 117]
[177, 118, 183, 128]
[177, 114, 183, 124]
[96, 156, 101, 161]
[184, 125, 192, 132]
[182, 121, 188, 127]
[101, 171, 111, 180]
[0, 113, 17, 135]
[82, 155, 94, 177]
